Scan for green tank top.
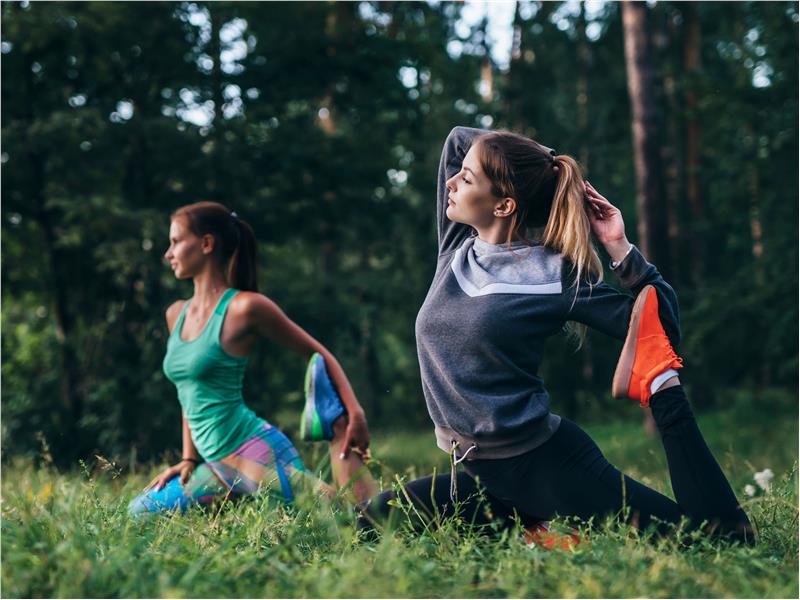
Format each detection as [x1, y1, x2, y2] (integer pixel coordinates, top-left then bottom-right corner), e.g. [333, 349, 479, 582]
[162, 288, 265, 461]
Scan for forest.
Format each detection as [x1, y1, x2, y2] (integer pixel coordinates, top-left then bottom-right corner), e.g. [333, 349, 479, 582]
[2, 1, 797, 466]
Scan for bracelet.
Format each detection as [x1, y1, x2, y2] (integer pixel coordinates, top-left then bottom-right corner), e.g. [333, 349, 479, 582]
[182, 457, 202, 465]
[609, 244, 634, 270]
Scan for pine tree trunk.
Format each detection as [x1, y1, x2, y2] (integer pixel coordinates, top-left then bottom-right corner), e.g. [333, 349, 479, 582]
[210, 5, 225, 200]
[577, 3, 594, 392]
[480, 16, 493, 104]
[511, 1, 522, 62]
[660, 7, 683, 280]
[622, 1, 670, 436]
[506, 1, 525, 130]
[622, 1, 671, 279]
[683, 3, 705, 285]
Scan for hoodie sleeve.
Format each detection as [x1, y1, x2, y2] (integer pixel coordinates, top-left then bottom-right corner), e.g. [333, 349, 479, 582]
[437, 126, 485, 255]
[563, 246, 681, 346]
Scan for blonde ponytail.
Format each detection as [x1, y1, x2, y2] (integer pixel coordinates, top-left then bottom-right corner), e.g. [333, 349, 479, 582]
[541, 155, 602, 347]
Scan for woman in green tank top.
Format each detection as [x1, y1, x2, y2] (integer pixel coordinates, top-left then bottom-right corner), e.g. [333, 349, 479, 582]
[129, 201, 378, 516]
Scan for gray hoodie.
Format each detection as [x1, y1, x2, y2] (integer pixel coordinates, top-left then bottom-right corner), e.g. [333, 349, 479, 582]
[415, 127, 680, 460]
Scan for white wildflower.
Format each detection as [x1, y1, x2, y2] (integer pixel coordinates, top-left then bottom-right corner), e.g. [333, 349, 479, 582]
[754, 468, 774, 492]
[744, 484, 756, 497]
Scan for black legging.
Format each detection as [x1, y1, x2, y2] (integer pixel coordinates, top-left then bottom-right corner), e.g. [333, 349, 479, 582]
[358, 386, 754, 544]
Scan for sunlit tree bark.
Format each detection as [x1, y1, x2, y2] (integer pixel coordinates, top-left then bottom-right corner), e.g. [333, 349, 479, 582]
[622, 0, 670, 435]
[622, 1, 671, 280]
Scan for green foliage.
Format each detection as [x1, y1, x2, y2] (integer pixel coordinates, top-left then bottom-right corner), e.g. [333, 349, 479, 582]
[1, 0, 797, 465]
[3, 399, 797, 598]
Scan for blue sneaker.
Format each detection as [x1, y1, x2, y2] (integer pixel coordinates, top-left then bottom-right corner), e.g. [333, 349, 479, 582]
[300, 352, 345, 441]
[128, 476, 190, 517]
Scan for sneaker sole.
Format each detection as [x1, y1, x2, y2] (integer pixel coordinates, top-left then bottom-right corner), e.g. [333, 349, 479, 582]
[611, 285, 653, 399]
[300, 353, 323, 440]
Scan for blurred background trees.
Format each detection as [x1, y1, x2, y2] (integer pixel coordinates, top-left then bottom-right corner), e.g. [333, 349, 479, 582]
[2, 0, 797, 467]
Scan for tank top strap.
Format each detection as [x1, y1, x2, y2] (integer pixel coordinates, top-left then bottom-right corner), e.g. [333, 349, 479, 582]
[215, 288, 240, 316]
[207, 288, 240, 341]
[172, 299, 192, 338]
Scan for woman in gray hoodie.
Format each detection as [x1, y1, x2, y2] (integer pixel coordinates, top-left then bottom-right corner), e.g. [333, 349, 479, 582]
[358, 127, 752, 544]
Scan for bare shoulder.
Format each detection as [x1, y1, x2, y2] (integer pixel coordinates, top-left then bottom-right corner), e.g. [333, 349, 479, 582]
[165, 300, 187, 333]
[228, 291, 283, 322]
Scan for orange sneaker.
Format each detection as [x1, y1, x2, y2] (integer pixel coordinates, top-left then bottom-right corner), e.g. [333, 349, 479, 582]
[523, 522, 582, 551]
[611, 285, 683, 407]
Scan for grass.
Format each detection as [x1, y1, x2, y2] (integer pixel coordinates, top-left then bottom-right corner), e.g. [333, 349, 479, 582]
[2, 389, 798, 598]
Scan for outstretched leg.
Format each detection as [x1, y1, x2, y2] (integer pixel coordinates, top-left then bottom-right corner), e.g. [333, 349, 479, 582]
[612, 284, 753, 541]
[463, 418, 687, 536]
[355, 471, 527, 536]
[649, 383, 753, 539]
[476, 387, 751, 543]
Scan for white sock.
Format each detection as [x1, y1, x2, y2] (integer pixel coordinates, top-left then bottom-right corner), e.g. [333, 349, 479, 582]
[650, 369, 680, 395]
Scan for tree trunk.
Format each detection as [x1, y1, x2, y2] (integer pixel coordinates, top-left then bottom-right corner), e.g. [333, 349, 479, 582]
[621, 1, 671, 279]
[683, 3, 705, 285]
[511, 1, 522, 63]
[480, 16, 493, 104]
[659, 6, 682, 282]
[505, 1, 525, 130]
[745, 129, 765, 285]
[622, 1, 669, 436]
[577, 2, 589, 169]
[319, 2, 352, 135]
[577, 3, 594, 392]
[209, 5, 225, 200]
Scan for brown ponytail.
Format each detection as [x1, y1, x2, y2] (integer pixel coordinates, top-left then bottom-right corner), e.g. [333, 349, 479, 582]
[172, 201, 259, 292]
[228, 218, 258, 292]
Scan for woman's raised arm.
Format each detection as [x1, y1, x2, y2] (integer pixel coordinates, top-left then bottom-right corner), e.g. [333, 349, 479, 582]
[436, 126, 485, 255]
[239, 292, 370, 458]
[565, 182, 680, 345]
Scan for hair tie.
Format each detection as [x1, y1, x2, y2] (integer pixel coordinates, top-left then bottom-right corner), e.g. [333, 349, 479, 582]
[230, 211, 239, 220]
[550, 149, 559, 172]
